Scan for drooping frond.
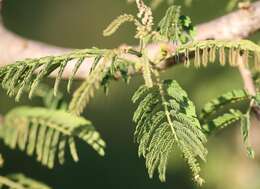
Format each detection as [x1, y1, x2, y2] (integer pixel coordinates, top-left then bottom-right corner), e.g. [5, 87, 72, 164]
[203, 106, 255, 158]
[105, 0, 154, 43]
[0, 106, 105, 168]
[68, 51, 121, 115]
[174, 40, 260, 69]
[132, 80, 207, 185]
[0, 48, 108, 100]
[200, 89, 249, 120]
[68, 48, 136, 115]
[200, 87, 258, 158]
[0, 174, 51, 189]
[103, 14, 135, 37]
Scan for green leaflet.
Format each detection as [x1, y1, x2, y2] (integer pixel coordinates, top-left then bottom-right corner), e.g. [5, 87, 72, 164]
[158, 5, 195, 43]
[0, 174, 51, 189]
[103, 14, 135, 37]
[68, 51, 115, 115]
[132, 80, 207, 185]
[0, 48, 107, 100]
[200, 89, 258, 157]
[200, 89, 249, 120]
[203, 108, 255, 159]
[68, 51, 135, 115]
[0, 107, 106, 168]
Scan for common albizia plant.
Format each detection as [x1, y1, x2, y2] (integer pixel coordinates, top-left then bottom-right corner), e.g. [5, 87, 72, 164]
[0, 0, 259, 188]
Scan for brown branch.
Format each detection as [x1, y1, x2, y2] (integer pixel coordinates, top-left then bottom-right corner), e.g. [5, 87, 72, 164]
[195, 2, 260, 40]
[0, 1, 259, 118]
[0, 0, 259, 106]
[0, 1, 260, 79]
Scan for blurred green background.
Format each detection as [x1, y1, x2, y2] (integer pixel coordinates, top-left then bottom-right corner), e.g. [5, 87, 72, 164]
[1, 0, 260, 189]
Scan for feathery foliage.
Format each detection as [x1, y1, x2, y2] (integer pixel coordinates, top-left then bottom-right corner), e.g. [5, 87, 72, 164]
[68, 50, 135, 115]
[200, 89, 250, 120]
[68, 56, 109, 115]
[0, 174, 51, 189]
[103, 14, 135, 37]
[104, 0, 155, 43]
[132, 80, 207, 185]
[0, 48, 108, 100]
[105, 1, 195, 46]
[157, 5, 195, 43]
[1, 0, 260, 187]
[0, 46, 136, 115]
[0, 106, 105, 168]
[157, 5, 181, 42]
[201, 88, 258, 158]
[202, 108, 255, 158]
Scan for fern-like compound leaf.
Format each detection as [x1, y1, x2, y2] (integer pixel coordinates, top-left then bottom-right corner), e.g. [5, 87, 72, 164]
[158, 5, 181, 42]
[157, 5, 195, 44]
[68, 51, 116, 115]
[0, 48, 107, 100]
[201, 87, 258, 158]
[0, 107, 105, 168]
[200, 89, 249, 120]
[200, 89, 258, 155]
[132, 80, 207, 185]
[0, 174, 51, 189]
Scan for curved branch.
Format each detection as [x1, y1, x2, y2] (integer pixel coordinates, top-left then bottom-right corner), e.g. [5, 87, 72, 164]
[0, 1, 260, 95]
[196, 2, 260, 40]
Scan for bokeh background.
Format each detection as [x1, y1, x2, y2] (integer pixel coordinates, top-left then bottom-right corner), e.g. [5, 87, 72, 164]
[1, 0, 260, 189]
